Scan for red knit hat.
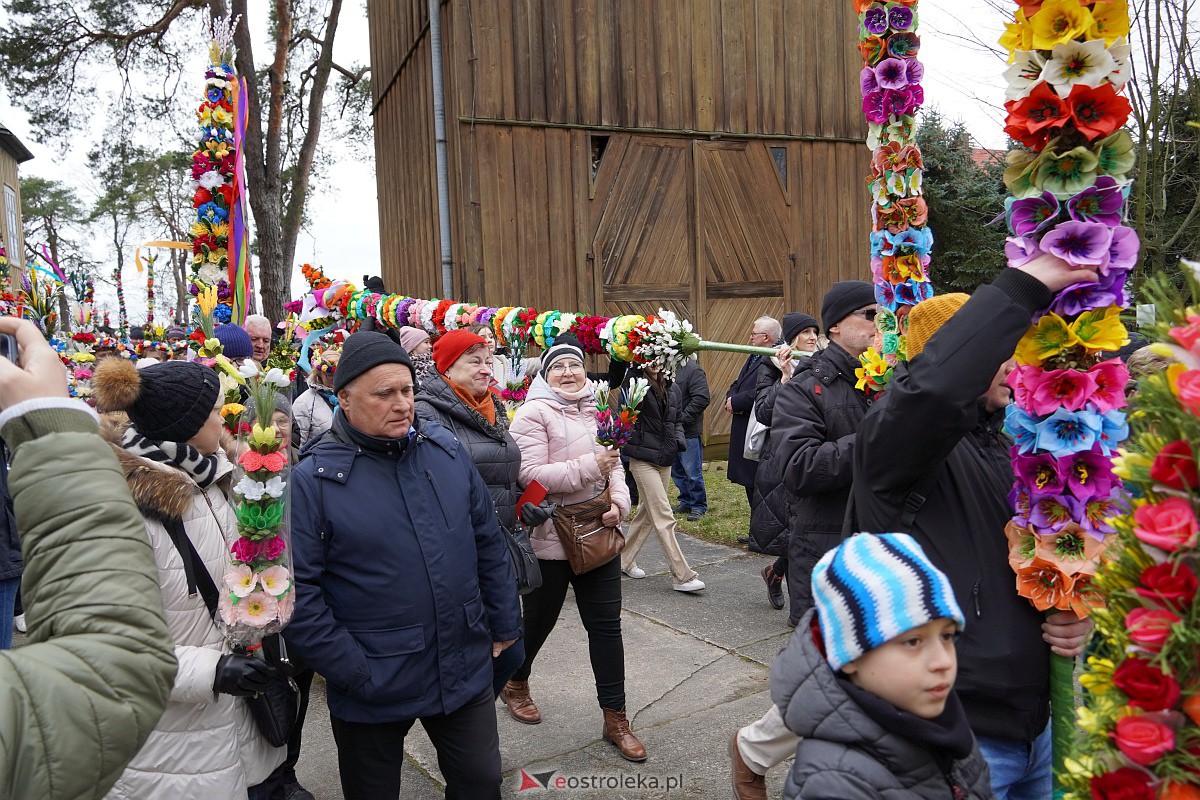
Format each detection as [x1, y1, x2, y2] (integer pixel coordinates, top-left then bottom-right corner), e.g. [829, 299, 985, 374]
[433, 329, 487, 374]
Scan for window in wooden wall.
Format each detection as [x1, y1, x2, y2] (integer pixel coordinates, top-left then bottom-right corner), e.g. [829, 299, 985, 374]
[3, 185, 17, 264]
[589, 135, 610, 187]
[769, 146, 788, 191]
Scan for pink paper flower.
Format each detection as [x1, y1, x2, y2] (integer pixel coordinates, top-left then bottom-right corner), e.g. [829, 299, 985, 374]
[258, 566, 291, 597]
[1104, 225, 1139, 273]
[218, 591, 239, 625]
[223, 564, 258, 598]
[237, 591, 279, 627]
[1087, 359, 1129, 413]
[230, 537, 262, 564]
[238, 450, 288, 473]
[260, 535, 286, 561]
[1169, 313, 1200, 351]
[1030, 368, 1097, 414]
[1005, 236, 1043, 268]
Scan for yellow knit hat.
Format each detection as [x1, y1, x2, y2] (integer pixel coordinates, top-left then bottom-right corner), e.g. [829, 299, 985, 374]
[905, 293, 970, 360]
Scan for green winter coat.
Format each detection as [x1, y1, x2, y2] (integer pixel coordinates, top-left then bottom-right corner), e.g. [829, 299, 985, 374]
[0, 404, 177, 800]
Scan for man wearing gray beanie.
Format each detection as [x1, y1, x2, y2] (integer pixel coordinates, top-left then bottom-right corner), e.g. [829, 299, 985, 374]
[286, 328, 521, 799]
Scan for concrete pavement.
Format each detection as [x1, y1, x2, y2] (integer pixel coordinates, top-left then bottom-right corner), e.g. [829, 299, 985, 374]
[295, 533, 796, 798]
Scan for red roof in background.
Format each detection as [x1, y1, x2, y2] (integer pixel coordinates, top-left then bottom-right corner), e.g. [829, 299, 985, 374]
[971, 147, 1004, 168]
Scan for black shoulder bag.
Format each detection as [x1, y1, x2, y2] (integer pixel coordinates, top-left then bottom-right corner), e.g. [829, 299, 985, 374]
[163, 517, 300, 748]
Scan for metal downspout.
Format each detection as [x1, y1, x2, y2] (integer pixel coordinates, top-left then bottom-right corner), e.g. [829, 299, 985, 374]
[429, 0, 453, 297]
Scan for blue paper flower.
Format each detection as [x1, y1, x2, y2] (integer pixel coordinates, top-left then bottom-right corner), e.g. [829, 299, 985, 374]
[1034, 407, 1102, 458]
[1005, 404, 1040, 454]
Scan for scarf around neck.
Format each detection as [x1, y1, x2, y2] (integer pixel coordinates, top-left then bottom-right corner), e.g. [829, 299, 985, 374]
[448, 377, 497, 425]
[121, 426, 221, 488]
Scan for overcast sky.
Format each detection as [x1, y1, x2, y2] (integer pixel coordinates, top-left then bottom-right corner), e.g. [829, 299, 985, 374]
[1, 0, 1011, 317]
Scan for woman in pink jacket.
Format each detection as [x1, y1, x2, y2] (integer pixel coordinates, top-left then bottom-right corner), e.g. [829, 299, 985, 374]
[504, 336, 646, 762]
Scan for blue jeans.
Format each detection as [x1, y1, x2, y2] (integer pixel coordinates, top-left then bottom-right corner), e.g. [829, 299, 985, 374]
[0, 577, 17, 650]
[670, 437, 707, 513]
[975, 722, 1051, 800]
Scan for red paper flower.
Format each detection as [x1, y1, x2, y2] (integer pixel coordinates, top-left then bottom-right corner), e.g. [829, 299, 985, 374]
[1113, 714, 1175, 766]
[1088, 767, 1156, 800]
[193, 187, 213, 206]
[1126, 606, 1182, 653]
[1004, 82, 1070, 150]
[238, 450, 288, 473]
[1067, 83, 1132, 142]
[1151, 440, 1200, 490]
[1133, 561, 1198, 611]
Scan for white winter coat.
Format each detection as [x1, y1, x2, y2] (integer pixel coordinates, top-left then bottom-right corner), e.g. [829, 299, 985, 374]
[292, 385, 336, 447]
[105, 438, 284, 799]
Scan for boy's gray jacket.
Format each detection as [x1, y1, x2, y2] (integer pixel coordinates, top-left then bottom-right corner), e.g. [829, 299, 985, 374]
[771, 609, 993, 800]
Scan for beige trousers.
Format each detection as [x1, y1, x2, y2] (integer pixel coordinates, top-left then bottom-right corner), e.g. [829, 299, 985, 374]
[737, 703, 800, 774]
[621, 459, 697, 583]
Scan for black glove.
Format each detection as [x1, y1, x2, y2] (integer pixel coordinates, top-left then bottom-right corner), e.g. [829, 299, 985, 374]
[213, 653, 272, 697]
[520, 500, 555, 528]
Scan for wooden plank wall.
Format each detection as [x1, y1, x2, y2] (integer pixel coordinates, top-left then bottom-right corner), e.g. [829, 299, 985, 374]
[453, 0, 863, 139]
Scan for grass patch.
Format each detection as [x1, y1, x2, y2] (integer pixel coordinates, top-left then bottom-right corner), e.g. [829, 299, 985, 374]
[629, 461, 751, 548]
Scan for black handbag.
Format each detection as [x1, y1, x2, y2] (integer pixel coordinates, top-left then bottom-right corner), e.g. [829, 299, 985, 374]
[505, 520, 543, 595]
[164, 518, 300, 747]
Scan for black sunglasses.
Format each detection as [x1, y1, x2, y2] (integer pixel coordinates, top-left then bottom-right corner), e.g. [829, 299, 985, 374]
[853, 309, 878, 322]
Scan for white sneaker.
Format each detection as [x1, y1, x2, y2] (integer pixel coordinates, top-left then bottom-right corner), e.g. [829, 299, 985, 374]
[14, 614, 25, 633]
[673, 578, 706, 593]
[622, 566, 646, 579]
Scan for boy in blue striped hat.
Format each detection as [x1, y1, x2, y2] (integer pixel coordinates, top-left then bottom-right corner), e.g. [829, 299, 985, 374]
[768, 533, 993, 799]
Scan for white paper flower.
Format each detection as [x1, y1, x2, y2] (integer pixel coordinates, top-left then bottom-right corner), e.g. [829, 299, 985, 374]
[1107, 38, 1132, 90]
[237, 361, 261, 379]
[258, 566, 292, 597]
[198, 170, 226, 190]
[265, 367, 290, 388]
[1003, 50, 1047, 101]
[197, 264, 224, 286]
[262, 476, 286, 499]
[1041, 40, 1116, 98]
[234, 475, 268, 501]
[237, 591, 279, 627]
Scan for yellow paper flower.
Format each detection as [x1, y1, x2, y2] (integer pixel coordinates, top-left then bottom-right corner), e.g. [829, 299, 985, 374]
[249, 424, 281, 449]
[1088, 0, 1130, 44]
[1029, 0, 1095, 50]
[1070, 306, 1128, 353]
[221, 402, 246, 418]
[197, 284, 218, 317]
[855, 348, 891, 391]
[1077, 656, 1114, 695]
[1165, 360, 1187, 396]
[1015, 313, 1077, 365]
[70, 352, 96, 363]
[999, 8, 1034, 61]
[1111, 448, 1150, 482]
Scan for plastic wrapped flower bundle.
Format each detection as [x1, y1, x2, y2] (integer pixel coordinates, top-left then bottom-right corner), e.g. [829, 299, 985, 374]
[189, 15, 251, 325]
[998, 0, 1136, 791]
[854, 0, 934, 393]
[221, 359, 295, 645]
[1061, 270, 1200, 800]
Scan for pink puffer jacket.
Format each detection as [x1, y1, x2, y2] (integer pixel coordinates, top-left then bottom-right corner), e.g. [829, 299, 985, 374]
[509, 378, 630, 560]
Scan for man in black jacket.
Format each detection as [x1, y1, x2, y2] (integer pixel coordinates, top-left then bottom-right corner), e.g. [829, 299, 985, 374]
[851, 254, 1095, 799]
[769, 281, 877, 624]
[670, 361, 712, 521]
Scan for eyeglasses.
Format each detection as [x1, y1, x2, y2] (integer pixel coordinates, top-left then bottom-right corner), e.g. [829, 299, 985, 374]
[750, 331, 772, 339]
[548, 361, 584, 375]
[852, 309, 878, 322]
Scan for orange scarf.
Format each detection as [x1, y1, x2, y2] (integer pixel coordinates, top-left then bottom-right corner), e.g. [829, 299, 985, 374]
[450, 379, 496, 425]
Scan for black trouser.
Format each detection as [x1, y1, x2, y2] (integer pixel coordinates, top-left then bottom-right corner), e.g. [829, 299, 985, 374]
[514, 556, 625, 710]
[329, 688, 501, 800]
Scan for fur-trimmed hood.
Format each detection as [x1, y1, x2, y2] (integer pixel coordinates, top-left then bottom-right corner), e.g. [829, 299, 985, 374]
[100, 412, 235, 523]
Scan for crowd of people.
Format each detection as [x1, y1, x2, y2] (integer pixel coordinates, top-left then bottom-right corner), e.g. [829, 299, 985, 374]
[0, 252, 1155, 799]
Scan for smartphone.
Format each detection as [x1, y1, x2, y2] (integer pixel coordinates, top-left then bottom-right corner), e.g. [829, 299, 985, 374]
[517, 480, 548, 522]
[0, 333, 16, 364]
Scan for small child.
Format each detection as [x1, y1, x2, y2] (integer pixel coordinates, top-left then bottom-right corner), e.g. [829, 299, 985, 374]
[771, 533, 994, 799]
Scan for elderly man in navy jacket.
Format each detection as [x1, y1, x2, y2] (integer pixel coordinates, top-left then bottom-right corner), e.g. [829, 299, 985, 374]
[288, 331, 522, 800]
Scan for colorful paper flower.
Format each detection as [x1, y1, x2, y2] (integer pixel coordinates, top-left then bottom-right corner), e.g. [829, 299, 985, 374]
[1040, 220, 1113, 267]
[1032, 143, 1100, 197]
[1003, 50, 1047, 101]
[237, 591, 280, 628]
[1029, 0, 1094, 50]
[1035, 407, 1103, 457]
[1066, 82, 1132, 141]
[1007, 191, 1061, 236]
[1041, 39, 1117, 97]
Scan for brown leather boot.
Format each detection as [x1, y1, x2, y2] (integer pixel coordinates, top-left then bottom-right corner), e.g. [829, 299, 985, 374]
[602, 708, 647, 762]
[729, 731, 767, 800]
[500, 680, 541, 724]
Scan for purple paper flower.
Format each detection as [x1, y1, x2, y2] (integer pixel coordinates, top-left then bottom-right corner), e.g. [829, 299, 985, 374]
[889, 5, 915, 31]
[1029, 494, 1081, 533]
[1008, 191, 1060, 237]
[1104, 225, 1139, 272]
[1040, 220, 1113, 267]
[1005, 236, 1043, 268]
[1067, 175, 1124, 226]
[1034, 407, 1103, 458]
[1014, 452, 1067, 497]
[1049, 269, 1127, 317]
[1080, 492, 1123, 536]
[1010, 483, 1032, 527]
[861, 66, 880, 96]
[1063, 448, 1117, 501]
[883, 88, 917, 118]
[862, 91, 888, 124]
[862, 4, 888, 35]
[906, 59, 924, 84]
[875, 58, 910, 91]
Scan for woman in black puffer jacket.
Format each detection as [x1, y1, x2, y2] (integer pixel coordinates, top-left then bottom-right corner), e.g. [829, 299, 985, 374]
[414, 329, 539, 696]
[618, 364, 704, 593]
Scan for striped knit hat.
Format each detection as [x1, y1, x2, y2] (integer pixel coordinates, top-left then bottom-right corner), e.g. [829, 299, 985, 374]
[813, 533, 965, 671]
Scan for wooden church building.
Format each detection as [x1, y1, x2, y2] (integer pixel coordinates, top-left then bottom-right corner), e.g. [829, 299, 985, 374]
[367, 1, 870, 444]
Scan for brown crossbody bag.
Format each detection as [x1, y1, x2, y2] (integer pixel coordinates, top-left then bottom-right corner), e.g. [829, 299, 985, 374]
[551, 482, 625, 574]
